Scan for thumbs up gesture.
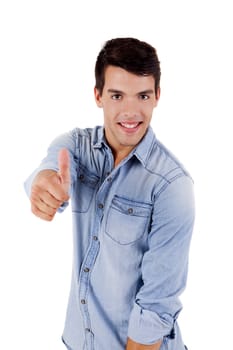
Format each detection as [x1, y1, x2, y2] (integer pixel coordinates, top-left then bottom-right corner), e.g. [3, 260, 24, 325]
[30, 149, 71, 221]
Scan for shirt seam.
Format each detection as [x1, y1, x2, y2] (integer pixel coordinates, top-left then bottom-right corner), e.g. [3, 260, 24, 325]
[153, 173, 190, 202]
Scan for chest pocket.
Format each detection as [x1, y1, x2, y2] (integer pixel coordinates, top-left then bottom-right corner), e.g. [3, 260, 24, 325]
[71, 164, 99, 213]
[106, 195, 152, 245]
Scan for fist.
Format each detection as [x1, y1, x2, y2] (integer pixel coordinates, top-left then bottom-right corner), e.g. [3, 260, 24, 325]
[30, 149, 70, 221]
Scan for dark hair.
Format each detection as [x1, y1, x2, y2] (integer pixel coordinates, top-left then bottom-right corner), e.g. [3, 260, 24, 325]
[95, 37, 161, 95]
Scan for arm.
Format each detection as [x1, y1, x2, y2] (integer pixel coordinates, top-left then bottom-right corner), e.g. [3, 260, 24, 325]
[126, 337, 162, 350]
[127, 175, 195, 346]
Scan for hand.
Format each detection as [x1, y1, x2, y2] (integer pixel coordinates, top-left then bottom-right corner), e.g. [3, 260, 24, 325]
[30, 148, 70, 221]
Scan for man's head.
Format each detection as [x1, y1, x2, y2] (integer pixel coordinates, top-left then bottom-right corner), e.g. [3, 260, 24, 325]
[95, 37, 161, 97]
[94, 37, 161, 164]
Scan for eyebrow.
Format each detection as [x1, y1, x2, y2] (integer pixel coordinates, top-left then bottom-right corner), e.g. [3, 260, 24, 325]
[107, 89, 155, 95]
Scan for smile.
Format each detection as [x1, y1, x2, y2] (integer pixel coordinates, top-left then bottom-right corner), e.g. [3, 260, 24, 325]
[119, 122, 142, 130]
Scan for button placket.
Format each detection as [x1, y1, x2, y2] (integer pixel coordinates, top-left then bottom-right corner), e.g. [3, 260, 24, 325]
[79, 223, 100, 337]
[79, 168, 112, 341]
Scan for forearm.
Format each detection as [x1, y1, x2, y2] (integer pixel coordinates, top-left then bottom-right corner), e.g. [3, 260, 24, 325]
[126, 337, 162, 350]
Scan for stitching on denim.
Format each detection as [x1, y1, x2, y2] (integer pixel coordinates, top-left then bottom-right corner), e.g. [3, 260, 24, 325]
[153, 173, 187, 201]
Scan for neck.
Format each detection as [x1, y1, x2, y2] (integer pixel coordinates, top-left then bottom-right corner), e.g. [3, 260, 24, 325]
[113, 147, 134, 167]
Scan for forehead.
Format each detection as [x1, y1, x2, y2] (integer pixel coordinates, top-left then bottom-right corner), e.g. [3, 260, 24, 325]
[103, 65, 155, 93]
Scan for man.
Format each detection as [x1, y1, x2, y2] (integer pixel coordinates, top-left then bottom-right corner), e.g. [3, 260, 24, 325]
[24, 37, 195, 350]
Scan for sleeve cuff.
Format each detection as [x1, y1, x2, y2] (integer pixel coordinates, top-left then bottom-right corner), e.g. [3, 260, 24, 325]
[127, 302, 173, 345]
[57, 201, 69, 213]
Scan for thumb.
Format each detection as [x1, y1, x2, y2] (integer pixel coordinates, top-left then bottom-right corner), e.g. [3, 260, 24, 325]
[58, 148, 70, 191]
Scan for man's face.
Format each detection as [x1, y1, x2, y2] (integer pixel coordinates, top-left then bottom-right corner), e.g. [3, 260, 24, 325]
[94, 65, 160, 159]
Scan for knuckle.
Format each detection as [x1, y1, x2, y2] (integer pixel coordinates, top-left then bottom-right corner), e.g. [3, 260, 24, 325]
[31, 204, 55, 222]
[46, 215, 54, 222]
[31, 204, 38, 216]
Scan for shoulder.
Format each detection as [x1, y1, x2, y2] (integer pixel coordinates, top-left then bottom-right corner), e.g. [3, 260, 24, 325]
[48, 126, 101, 150]
[140, 130, 194, 203]
[146, 135, 193, 184]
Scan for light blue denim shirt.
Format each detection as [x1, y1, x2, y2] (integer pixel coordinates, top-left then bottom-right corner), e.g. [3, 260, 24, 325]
[24, 126, 195, 350]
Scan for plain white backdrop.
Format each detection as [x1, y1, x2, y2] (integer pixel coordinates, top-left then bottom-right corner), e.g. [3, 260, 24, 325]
[0, 1, 232, 349]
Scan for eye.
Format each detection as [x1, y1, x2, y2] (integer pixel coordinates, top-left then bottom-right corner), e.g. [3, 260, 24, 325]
[139, 94, 149, 100]
[111, 94, 122, 100]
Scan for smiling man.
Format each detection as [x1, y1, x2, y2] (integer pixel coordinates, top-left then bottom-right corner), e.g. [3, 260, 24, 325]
[24, 38, 195, 350]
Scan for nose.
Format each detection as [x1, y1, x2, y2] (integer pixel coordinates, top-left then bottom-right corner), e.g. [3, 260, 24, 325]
[121, 98, 139, 119]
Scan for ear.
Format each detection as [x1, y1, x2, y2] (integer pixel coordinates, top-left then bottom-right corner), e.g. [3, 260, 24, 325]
[94, 87, 103, 108]
[154, 87, 161, 107]
[156, 87, 161, 101]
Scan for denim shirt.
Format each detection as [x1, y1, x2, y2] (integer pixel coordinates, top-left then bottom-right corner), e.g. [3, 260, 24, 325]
[24, 126, 195, 350]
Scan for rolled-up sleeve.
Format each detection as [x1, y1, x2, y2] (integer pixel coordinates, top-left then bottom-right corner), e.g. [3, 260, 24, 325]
[127, 175, 195, 344]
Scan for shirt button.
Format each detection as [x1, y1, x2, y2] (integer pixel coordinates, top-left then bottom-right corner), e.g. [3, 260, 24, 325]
[84, 267, 90, 273]
[93, 236, 98, 241]
[81, 299, 86, 304]
[79, 174, 84, 181]
[128, 208, 133, 214]
[98, 203, 104, 209]
[85, 328, 91, 332]
[107, 177, 112, 182]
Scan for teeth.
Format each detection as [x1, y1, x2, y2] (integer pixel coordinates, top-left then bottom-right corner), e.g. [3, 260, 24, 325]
[120, 122, 139, 129]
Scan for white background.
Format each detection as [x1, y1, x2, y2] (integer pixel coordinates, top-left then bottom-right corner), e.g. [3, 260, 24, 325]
[0, 1, 232, 349]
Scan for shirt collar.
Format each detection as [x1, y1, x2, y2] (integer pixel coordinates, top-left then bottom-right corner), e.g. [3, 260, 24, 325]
[92, 125, 156, 167]
[92, 126, 107, 148]
[133, 126, 156, 167]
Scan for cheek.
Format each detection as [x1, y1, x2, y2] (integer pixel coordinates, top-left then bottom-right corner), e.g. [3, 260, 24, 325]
[142, 105, 154, 118]
[103, 110, 114, 126]
[103, 104, 119, 120]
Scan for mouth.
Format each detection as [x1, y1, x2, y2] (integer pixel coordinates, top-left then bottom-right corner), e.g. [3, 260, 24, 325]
[118, 121, 142, 132]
